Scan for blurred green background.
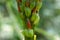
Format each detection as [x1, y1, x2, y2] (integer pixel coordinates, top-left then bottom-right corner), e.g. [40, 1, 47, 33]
[0, 0, 60, 40]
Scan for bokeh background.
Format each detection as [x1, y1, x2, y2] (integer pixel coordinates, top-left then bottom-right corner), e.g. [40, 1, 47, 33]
[0, 0, 60, 40]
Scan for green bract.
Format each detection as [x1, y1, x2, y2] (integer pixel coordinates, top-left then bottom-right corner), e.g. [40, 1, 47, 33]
[25, 7, 31, 17]
[22, 29, 34, 37]
[30, 1, 36, 10]
[36, 2, 42, 11]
